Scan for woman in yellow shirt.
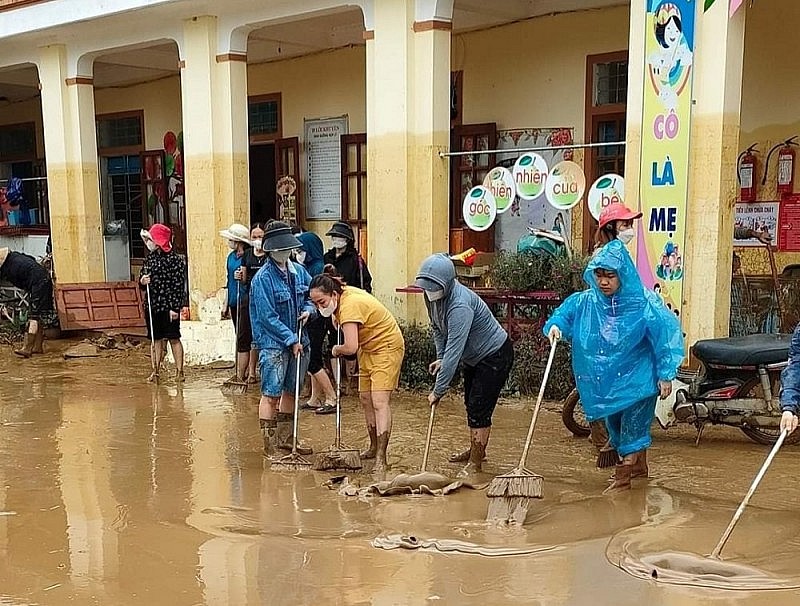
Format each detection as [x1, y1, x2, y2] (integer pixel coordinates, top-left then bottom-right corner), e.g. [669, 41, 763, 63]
[309, 266, 404, 472]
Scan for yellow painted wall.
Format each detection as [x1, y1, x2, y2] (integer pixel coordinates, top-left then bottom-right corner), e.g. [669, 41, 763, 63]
[739, 0, 800, 274]
[247, 46, 366, 239]
[93, 76, 183, 151]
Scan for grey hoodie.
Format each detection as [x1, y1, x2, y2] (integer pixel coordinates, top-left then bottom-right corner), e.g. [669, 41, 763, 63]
[417, 254, 509, 398]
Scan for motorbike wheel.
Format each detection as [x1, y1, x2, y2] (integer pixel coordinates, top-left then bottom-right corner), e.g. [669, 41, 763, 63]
[562, 389, 591, 438]
[737, 379, 800, 446]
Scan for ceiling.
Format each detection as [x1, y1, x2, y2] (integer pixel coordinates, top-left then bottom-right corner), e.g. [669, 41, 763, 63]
[0, 0, 627, 102]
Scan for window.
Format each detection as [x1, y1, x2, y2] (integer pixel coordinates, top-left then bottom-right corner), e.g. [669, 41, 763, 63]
[249, 94, 282, 142]
[593, 60, 628, 106]
[103, 155, 144, 258]
[341, 133, 367, 254]
[96, 112, 144, 155]
[0, 122, 36, 161]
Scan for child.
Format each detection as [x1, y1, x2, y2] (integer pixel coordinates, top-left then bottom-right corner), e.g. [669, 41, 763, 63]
[544, 240, 684, 493]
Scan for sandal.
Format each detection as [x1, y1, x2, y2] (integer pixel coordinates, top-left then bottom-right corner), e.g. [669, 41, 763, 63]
[301, 400, 322, 411]
[315, 403, 337, 415]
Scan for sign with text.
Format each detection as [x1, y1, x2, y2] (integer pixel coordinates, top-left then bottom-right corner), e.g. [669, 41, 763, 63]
[779, 195, 800, 252]
[734, 201, 779, 248]
[463, 185, 497, 232]
[635, 0, 696, 318]
[304, 115, 348, 220]
[588, 174, 625, 220]
[483, 166, 516, 214]
[545, 160, 585, 210]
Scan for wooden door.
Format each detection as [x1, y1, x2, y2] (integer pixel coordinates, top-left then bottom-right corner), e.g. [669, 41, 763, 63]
[341, 133, 367, 257]
[275, 137, 302, 225]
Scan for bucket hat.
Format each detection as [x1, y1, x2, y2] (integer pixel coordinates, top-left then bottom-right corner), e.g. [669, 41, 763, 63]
[325, 221, 355, 241]
[141, 223, 173, 252]
[263, 220, 302, 252]
[220, 223, 251, 244]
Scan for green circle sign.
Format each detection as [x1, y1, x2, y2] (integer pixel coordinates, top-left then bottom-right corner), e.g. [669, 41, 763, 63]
[588, 173, 625, 220]
[512, 153, 549, 200]
[483, 166, 516, 214]
[462, 186, 497, 232]
[545, 160, 586, 210]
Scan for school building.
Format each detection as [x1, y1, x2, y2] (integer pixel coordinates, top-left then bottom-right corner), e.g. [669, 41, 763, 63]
[0, 0, 794, 357]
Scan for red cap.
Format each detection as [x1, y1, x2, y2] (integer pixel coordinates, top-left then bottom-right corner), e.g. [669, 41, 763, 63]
[598, 203, 642, 230]
[146, 223, 173, 252]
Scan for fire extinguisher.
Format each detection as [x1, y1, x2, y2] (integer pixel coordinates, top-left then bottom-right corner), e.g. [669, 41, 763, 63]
[737, 144, 758, 202]
[764, 136, 798, 197]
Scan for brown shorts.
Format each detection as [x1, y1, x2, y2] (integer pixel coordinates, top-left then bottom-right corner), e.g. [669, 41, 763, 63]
[358, 346, 404, 393]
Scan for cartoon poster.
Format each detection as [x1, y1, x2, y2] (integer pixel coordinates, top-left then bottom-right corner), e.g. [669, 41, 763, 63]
[636, 0, 696, 319]
[734, 202, 779, 247]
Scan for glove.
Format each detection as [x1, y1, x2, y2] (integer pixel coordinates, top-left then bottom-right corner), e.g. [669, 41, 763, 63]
[547, 325, 561, 344]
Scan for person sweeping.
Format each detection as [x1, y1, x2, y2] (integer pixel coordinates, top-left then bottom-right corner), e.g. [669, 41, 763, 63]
[0, 248, 52, 358]
[414, 253, 513, 474]
[249, 221, 316, 457]
[543, 240, 684, 494]
[309, 266, 404, 473]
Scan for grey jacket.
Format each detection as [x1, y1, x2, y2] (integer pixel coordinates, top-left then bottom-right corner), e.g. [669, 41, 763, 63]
[418, 254, 509, 397]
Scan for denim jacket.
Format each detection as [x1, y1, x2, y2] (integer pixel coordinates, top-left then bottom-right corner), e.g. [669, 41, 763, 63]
[249, 258, 316, 351]
[780, 323, 800, 414]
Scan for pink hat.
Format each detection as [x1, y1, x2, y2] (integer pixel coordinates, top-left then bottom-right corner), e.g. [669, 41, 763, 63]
[598, 203, 642, 230]
[142, 223, 173, 252]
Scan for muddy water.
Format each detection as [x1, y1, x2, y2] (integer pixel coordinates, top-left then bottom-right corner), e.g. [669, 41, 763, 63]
[1, 345, 800, 604]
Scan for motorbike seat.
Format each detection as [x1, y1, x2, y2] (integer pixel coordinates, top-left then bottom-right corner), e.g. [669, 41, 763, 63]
[692, 333, 791, 367]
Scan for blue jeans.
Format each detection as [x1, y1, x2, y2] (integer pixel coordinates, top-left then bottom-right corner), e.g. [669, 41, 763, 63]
[780, 323, 800, 414]
[604, 396, 657, 457]
[259, 348, 310, 398]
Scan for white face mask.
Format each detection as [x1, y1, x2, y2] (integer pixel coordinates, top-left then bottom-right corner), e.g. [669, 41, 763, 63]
[252, 239, 263, 251]
[270, 250, 292, 264]
[424, 289, 446, 302]
[295, 250, 307, 265]
[331, 237, 348, 250]
[145, 240, 157, 252]
[319, 297, 338, 318]
[617, 228, 635, 245]
[228, 240, 238, 250]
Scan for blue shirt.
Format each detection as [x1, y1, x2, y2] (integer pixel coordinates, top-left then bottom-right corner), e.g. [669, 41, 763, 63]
[249, 258, 317, 351]
[225, 251, 246, 307]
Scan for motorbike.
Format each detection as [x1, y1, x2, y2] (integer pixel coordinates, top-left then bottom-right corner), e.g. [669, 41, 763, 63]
[561, 333, 800, 446]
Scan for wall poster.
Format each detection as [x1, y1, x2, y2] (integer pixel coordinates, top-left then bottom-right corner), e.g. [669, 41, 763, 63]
[304, 115, 348, 220]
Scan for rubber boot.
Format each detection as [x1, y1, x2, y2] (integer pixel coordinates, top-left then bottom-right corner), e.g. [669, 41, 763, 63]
[603, 454, 634, 495]
[449, 446, 488, 463]
[276, 412, 313, 455]
[361, 424, 378, 459]
[462, 437, 488, 475]
[372, 431, 390, 473]
[260, 418, 277, 457]
[589, 420, 609, 452]
[32, 329, 44, 354]
[14, 332, 35, 358]
[630, 449, 649, 479]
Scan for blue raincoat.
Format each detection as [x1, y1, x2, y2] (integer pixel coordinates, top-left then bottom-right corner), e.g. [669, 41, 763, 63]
[543, 240, 684, 423]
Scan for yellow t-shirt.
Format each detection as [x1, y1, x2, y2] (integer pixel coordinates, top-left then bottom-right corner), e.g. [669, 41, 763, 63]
[336, 287, 403, 353]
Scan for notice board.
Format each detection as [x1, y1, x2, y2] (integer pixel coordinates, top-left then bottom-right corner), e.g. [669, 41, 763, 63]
[779, 195, 800, 252]
[304, 115, 348, 220]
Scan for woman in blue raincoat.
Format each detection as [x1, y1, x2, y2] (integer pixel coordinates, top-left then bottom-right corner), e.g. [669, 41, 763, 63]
[544, 240, 684, 494]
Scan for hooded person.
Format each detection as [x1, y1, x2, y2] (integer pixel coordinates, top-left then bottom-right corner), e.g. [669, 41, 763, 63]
[0, 247, 52, 358]
[415, 253, 513, 474]
[249, 221, 317, 456]
[295, 227, 325, 278]
[140, 223, 187, 383]
[544, 240, 684, 493]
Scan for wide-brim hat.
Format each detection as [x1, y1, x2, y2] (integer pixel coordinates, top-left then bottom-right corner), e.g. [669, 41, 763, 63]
[263, 222, 302, 252]
[325, 221, 354, 241]
[141, 223, 172, 252]
[220, 223, 251, 244]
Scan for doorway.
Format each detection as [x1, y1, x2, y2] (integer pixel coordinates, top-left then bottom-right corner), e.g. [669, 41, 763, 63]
[249, 143, 276, 224]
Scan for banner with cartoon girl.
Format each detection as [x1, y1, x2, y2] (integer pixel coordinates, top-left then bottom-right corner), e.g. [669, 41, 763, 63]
[635, 0, 696, 321]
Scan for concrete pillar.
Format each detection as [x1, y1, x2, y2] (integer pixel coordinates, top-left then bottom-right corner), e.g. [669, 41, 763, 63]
[683, 3, 746, 342]
[366, 0, 451, 320]
[38, 45, 104, 282]
[180, 16, 249, 307]
[623, 0, 646, 202]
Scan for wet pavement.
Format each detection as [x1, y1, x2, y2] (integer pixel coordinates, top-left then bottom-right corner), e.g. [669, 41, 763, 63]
[2, 343, 800, 604]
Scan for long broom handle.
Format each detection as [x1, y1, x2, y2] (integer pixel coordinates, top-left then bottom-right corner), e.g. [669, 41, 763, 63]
[710, 428, 787, 559]
[145, 282, 156, 372]
[517, 339, 558, 468]
[292, 322, 303, 455]
[421, 404, 437, 472]
[234, 280, 241, 365]
[335, 324, 342, 448]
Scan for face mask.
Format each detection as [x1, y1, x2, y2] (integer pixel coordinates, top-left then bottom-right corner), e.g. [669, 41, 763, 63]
[319, 296, 338, 318]
[228, 240, 238, 250]
[252, 239, 263, 251]
[145, 240, 157, 252]
[424, 289, 446, 302]
[331, 237, 348, 250]
[617, 229, 635, 245]
[270, 250, 292, 264]
[295, 251, 307, 265]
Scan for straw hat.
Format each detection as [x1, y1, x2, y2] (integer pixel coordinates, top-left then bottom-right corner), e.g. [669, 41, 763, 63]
[219, 223, 251, 244]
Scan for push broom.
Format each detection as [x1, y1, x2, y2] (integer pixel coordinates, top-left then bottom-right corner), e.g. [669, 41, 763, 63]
[271, 323, 313, 472]
[313, 329, 362, 471]
[486, 337, 558, 524]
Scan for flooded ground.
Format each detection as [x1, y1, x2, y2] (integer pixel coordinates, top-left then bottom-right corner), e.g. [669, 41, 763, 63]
[1, 342, 800, 605]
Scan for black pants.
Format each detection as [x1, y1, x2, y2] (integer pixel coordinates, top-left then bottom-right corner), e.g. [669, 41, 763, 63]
[463, 338, 514, 429]
[229, 299, 253, 353]
[28, 277, 53, 321]
[306, 315, 336, 374]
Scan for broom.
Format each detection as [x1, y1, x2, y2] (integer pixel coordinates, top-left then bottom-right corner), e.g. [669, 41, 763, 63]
[271, 323, 313, 471]
[145, 282, 159, 384]
[591, 421, 620, 469]
[486, 338, 558, 524]
[221, 281, 248, 395]
[313, 328, 362, 471]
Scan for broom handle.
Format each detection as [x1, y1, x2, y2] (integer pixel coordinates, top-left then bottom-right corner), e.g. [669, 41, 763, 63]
[145, 282, 156, 372]
[292, 322, 303, 455]
[517, 339, 558, 468]
[421, 403, 436, 472]
[335, 324, 342, 448]
[710, 428, 787, 559]
[234, 280, 241, 366]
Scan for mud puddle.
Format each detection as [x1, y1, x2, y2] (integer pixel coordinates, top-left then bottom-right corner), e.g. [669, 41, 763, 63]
[0, 346, 799, 604]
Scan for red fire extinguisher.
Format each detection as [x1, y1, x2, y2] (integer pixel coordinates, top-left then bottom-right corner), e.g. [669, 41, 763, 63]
[738, 144, 758, 202]
[765, 136, 798, 197]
